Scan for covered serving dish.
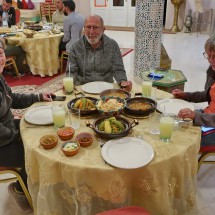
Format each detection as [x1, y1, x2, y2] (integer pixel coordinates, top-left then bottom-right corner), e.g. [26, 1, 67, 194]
[67, 96, 98, 116]
[124, 95, 157, 117]
[99, 89, 131, 100]
[86, 116, 139, 139]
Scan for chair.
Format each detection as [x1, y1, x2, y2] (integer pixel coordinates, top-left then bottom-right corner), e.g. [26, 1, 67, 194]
[6, 9, 21, 77]
[4, 57, 20, 77]
[40, 3, 51, 22]
[96, 206, 151, 215]
[60, 51, 69, 73]
[45, 0, 53, 3]
[198, 146, 215, 172]
[49, 4, 57, 22]
[0, 167, 33, 209]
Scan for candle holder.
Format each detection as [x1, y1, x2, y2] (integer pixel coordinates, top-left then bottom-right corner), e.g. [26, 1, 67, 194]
[170, 0, 185, 32]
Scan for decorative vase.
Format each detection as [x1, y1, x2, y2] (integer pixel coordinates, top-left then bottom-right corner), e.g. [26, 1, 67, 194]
[170, 0, 185, 32]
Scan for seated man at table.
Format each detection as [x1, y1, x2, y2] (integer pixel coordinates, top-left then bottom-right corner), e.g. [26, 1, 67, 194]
[0, 38, 54, 212]
[0, 0, 15, 27]
[59, 0, 84, 53]
[67, 15, 132, 92]
[52, 0, 65, 30]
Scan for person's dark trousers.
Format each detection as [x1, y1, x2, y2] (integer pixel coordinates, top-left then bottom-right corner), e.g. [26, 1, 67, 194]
[5, 45, 29, 75]
[59, 40, 67, 56]
[0, 119, 27, 192]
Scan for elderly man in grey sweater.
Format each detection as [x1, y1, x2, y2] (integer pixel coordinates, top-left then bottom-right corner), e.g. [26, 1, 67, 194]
[67, 15, 132, 92]
[59, 0, 84, 53]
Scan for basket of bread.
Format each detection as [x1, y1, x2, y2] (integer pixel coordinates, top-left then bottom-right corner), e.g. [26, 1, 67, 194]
[23, 29, 36, 38]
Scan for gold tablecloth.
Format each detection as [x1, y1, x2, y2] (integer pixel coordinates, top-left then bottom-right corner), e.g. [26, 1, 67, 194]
[7, 33, 63, 77]
[20, 85, 201, 215]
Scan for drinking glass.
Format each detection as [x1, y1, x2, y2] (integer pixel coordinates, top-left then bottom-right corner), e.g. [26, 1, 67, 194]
[69, 108, 80, 129]
[52, 104, 66, 129]
[159, 114, 174, 142]
[11, 25, 17, 33]
[63, 74, 74, 94]
[141, 71, 153, 97]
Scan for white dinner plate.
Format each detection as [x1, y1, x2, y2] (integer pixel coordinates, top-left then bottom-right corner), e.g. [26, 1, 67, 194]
[82, 81, 114, 94]
[101, 137, 154, 169]
[24, 106, 53, 125]
[157, 99, 194, 115]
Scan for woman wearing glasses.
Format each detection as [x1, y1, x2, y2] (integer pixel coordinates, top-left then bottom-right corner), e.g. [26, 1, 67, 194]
[172, 35, 215, 147]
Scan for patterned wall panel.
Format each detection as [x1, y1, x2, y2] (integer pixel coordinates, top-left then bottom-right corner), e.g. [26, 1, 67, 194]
[134, 0, 164, 78]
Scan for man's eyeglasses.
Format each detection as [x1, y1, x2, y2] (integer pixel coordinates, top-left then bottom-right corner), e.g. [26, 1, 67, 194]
[84, 26, 103, 31]
[203, 52, 215, 60]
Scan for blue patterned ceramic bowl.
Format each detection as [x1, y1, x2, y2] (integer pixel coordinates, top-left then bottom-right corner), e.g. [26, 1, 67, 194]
[96, 96, 126, 116]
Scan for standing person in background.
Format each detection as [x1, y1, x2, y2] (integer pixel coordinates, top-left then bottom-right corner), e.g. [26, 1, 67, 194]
[52, 0, 65, 30]
[59, 0, 84, 53]
[0, 0, 15, 27]
[68, 15, 132, 92]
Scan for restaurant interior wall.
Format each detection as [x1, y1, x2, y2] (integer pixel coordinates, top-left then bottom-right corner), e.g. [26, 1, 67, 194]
[165, 0, 215, 33]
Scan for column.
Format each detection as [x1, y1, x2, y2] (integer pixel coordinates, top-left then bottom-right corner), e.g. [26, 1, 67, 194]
[134, 0, 164, 82]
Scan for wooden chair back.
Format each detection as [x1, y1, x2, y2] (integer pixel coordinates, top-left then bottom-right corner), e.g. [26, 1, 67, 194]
[49, 4, 57, 22]
[40, 3, 51, 22]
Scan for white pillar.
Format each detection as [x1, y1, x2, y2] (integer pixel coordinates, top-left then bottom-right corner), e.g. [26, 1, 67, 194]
[134, 0, 164, 83]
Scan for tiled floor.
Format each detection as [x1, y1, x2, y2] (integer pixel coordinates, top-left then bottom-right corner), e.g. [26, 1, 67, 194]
[1, 31, 214, 214]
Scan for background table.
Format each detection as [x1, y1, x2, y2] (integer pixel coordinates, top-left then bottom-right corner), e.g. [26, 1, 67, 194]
[143, 69, 187, 93]
[20, 85, 201, 215]
[7, 33, 63, 77]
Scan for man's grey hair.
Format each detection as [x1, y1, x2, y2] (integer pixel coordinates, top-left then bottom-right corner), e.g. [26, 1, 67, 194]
[205, 35, 215, 53]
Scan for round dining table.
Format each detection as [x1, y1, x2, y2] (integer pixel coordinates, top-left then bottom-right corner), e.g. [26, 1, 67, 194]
[20, 84, 201, 215]
[7, 32, 64, 77]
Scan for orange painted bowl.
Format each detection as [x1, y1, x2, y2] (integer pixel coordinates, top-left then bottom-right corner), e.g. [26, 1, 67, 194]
[40, 135, 58, 149]
[57, 127, 75, 141]
[61, 142, 80, 156]
[75, 132, 93, 147]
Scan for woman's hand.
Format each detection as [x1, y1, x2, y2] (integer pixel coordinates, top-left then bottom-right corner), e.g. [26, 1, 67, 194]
[120, 81, 132, 92]
[172, 89, 186, 99]
[178, 108, 195, 120]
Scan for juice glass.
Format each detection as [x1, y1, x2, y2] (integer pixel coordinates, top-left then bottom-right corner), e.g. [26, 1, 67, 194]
[63, 75, 74, 94]
[52, 104, 66, 128]
[159, 115, 174, 142]
[142, 81, 153, 97]
[141, 71, 153, 97]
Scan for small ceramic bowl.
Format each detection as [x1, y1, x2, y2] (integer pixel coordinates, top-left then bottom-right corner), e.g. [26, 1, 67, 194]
[75, 132, 93, 147]
[40, 135, 58, 149]
[57, 127, 75, 141]
[61, 142, 80, 156]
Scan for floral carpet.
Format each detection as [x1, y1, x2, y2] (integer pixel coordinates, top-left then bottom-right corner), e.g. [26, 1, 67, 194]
[11, 74, 65, 118]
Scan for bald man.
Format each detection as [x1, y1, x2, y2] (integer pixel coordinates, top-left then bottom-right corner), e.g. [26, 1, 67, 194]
[67, 15, 132, 92]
